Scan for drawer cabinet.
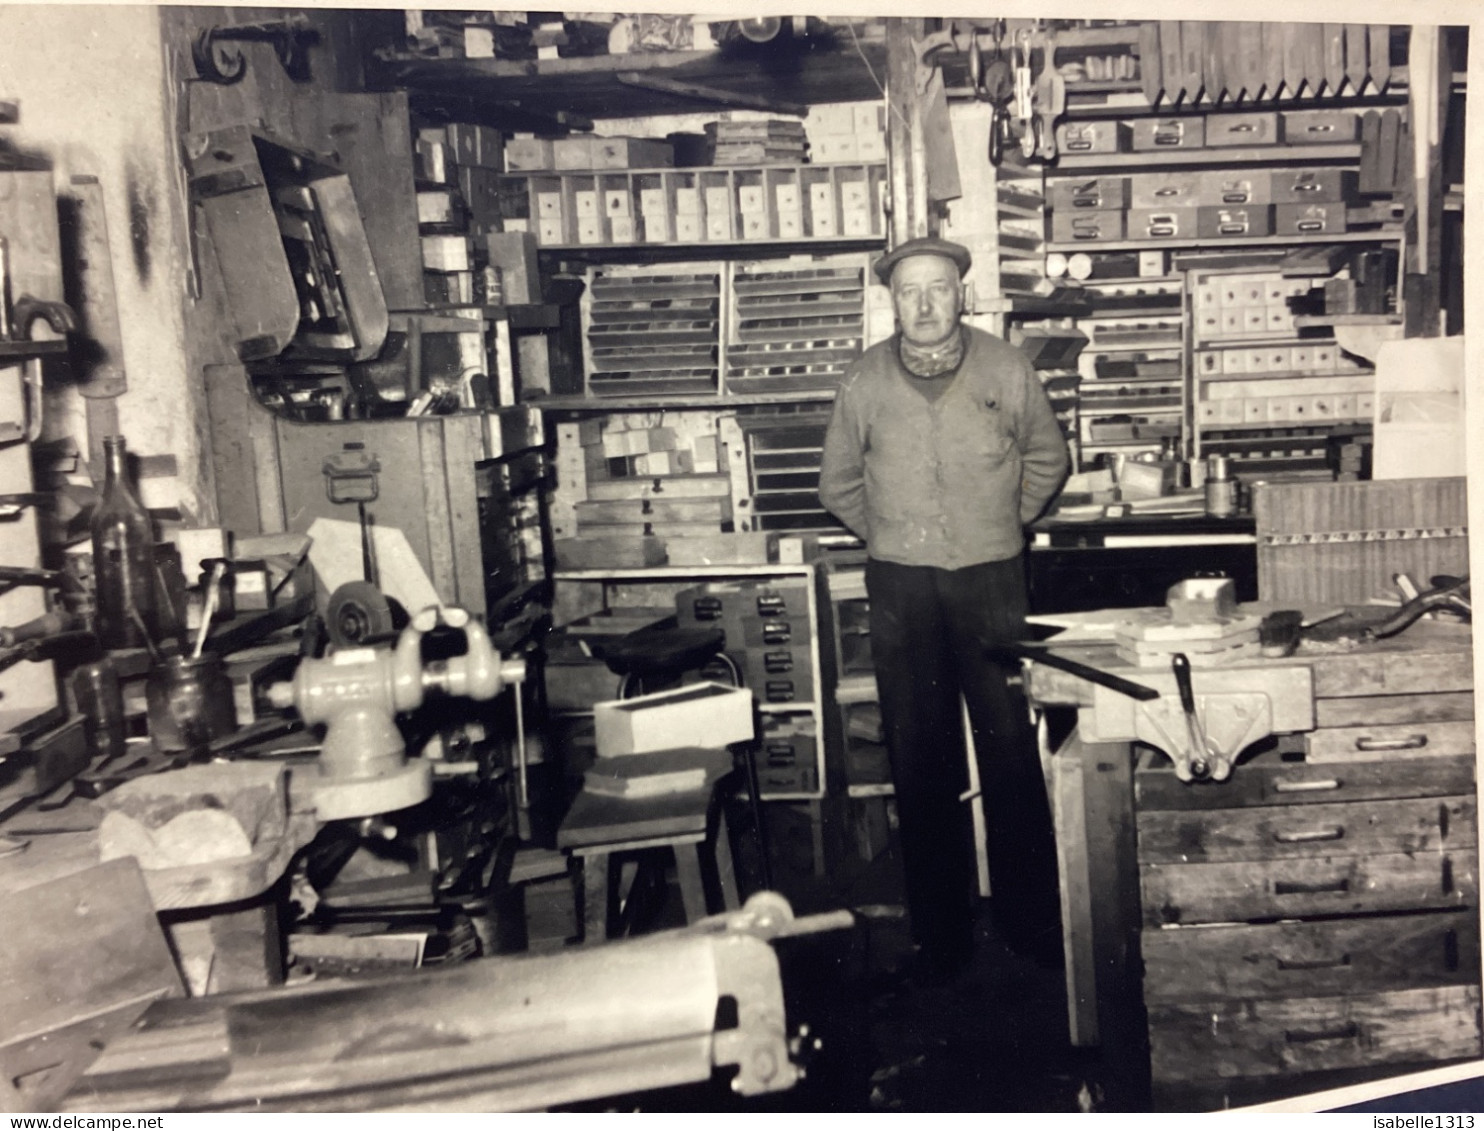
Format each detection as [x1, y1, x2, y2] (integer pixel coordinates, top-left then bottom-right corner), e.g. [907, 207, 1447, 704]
[1135, 635, 1481, 1109]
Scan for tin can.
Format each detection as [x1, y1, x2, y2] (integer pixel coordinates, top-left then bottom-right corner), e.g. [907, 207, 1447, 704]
[1205, 456, 1237, 518]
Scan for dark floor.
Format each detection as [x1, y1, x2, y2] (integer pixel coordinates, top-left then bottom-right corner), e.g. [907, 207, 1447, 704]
[553, 833, 1140, 1114]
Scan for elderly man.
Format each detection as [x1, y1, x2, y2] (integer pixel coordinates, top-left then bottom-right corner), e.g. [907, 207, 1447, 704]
[819, 237, 1069, 980]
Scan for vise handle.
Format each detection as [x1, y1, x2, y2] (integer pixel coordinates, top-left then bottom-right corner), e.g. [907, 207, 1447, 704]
[994, 643, 1161, 701]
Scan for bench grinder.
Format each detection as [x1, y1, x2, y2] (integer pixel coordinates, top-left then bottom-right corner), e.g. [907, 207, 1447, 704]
[268, 605, 526, 820]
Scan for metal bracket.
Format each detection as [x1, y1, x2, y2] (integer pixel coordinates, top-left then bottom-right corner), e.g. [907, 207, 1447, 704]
[322, 447, 380, 505]
[1132, 690, 1274, 782]
[192, 15, 319, 86]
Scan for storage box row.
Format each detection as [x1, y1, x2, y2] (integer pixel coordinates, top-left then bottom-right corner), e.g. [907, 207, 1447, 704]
[1051, 203, 1348, 244]
[1058, 109, 1364, 155]
[1195, 343, 1363, 375]
[1050, 168, 1353, 212]
[503, 164, 887, 247]
[1196, 390, 1375, 427]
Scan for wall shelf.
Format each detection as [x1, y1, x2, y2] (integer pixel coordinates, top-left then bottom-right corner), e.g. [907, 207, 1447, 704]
[1046, 230, 1403, 254]
[1050, 143, 1362, 172]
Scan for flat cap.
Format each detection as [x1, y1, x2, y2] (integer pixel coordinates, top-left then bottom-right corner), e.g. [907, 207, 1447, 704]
[873, 236, 973, 285]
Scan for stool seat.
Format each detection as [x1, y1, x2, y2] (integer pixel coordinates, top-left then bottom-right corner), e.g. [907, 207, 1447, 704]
[596, 623, 726, 680]
[557, 748, 739, 943]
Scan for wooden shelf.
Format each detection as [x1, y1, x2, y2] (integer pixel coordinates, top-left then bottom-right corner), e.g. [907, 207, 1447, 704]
[1197, 369, 1374, 383]
[553, 563, 813, 581]
[532, 389, 837, 412]
[1046, 231, 1403, 254]
[375, 38, 890, 122]
[1291, 313, 1403, 328]
[536, 237, 885, 261]
[1051, 143, 1362, 172]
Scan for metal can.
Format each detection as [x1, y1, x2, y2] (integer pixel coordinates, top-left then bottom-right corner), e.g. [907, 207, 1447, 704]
[1205, 455, 1237, 518]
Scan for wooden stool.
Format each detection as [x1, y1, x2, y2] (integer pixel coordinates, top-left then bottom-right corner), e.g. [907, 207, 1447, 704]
[557, 749, 739, 944]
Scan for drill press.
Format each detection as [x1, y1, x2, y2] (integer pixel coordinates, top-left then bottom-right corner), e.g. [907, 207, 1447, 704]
[268, 606, 525, 820]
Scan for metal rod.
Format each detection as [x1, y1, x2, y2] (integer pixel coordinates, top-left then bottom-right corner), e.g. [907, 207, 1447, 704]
[991, 642, 1162, 701]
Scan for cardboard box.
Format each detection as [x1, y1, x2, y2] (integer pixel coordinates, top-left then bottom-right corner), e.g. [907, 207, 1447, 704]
[574, 190, 599, 218]
[576, 216, 606, 245]
[592, 137, 674, 169]
[738, 185, 767, 214]
[853, 103, 884, 135]
[706, 213, 735, 241]
[536, 191, 563, 218]
[674, 187, 702, 215]
[536, 218, 564, 245]
[643, 215, 672, 243]
[417, 190, 457, 226]
[609, 216, 636, 243]
[604, 189, 631, 217]
[815, 134, 859, 162]
[704, 185, 733, 215]
[777, 211, 803, 240]
[593, 682, 755, 757]
[421, 234, 471, 272]
[639, 187, 669, 215]
[811, 213, 838, 239]
[505, 138, 555, 171]
[857, 133, 887, 161]
[742, 213, 770, 240]
[552, 136, 596, 170]
[675, 214, 702, 242]
[841, 208, 872, 237]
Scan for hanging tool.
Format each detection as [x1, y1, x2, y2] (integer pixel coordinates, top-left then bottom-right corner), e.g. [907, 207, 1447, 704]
[976, 21, 1016, 167]
[1013, 27, 1036, 159]
[1035, 28, 1066, 160]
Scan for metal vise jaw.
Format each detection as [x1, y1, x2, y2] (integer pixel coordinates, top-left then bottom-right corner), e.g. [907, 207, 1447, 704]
[1079, 664, 1315, 782]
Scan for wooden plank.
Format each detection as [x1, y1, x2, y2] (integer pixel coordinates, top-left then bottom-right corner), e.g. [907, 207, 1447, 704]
[1315, 691, 1474, 727]
[439, 414, 490, 617]
[1148, 985, 1480, 1082]
[557, 750, 732, 849]
[1136, 751, 1474, 811]
[1141, 850, 1475, 926]
[1137, 795, 1475, 864]
[1051, 733, 1099, 1046]
[1142, 910, 1480, 1002]
[416, 419, 457, 606]
[1345, 25, 1371, 94]
[1305, 720, 1475, 762]
[0, 858, 183, 1111]
[1309, 644, 1473, 698]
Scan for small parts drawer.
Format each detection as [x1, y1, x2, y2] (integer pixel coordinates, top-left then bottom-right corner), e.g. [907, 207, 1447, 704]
[1305, 720, 1476, 762]
[1134, 750, 1475, 810]
[1131, 117, 1206, 151]
[1197, 205, 1273, 239]
[1196, 170, 1272, 206]
[1205, 111, 1280, 147]
[1140, 850, 1476, 926]
[1056, 120, 1129, 155]
[1281, 110, 1360, 145]
[1147, 985, 1482, 1082]
[757, 714, 819, 794]
[1142, 910, 1481, 1002]
[1127, 207, 1198, 241]
[1048, 176, 1128, 212]
[1049, 210, 1124, 243]
[1137, 796, 1476, 865]
[1270, 168, 1354, 205]
[1128, 172, 1201, 208]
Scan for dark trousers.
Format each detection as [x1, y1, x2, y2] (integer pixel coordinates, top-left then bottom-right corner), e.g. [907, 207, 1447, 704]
[866, 555, 1061, 965]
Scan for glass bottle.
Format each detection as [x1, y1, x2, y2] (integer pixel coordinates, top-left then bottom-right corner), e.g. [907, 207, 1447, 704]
[91, 435, 158, 650]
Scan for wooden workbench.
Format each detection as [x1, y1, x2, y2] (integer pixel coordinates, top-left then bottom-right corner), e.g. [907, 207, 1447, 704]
[1025, 620, 1479, 1111]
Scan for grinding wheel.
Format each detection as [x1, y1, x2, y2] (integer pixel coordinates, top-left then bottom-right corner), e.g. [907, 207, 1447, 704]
[326, 581, 395, 647]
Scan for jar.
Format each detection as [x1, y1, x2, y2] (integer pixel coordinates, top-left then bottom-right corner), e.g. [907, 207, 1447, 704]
[145, 653, 237, 757]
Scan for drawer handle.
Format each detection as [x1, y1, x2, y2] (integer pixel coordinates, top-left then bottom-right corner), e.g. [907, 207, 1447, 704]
[1068, 140, 1093, 151]
[1072, 231, 1102, 240]
[1149, 225, 1176, 238]
[1217, 223, 1248, 235]
[1285, 1022, 1360, 1044]
[1275, 878, 1349, 895]
[1294, 182, 1321, 193]
[1221, 192, 1250, 204]
[1355, 734, 1428, 751]
[1276, 953, 1352, 971]
[1155, 187, 1179, 197]
[1273, 826, 1345, 843]
[1273, 778, 1342, 793]
[1296, 220, 1324, 232]
[1306, 124, 1337, 133]
[1230, 123, 1257, 133]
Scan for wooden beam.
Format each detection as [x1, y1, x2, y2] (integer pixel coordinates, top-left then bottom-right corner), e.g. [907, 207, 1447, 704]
[614, 72, 806, 117]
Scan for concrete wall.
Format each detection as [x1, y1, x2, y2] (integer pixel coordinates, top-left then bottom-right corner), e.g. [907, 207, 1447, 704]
[0, 4, 204, 516]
